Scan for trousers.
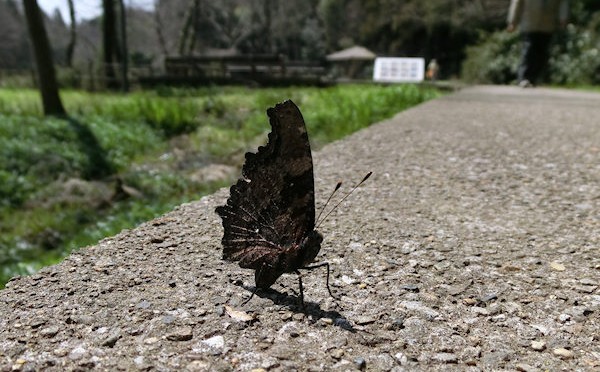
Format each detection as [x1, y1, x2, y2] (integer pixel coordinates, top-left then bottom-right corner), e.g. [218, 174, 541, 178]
[518, 32, 552, 84]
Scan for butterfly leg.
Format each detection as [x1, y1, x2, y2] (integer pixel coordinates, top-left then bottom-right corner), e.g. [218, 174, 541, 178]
[300, 262, 340, 301]
[294, 269, 306, 311]
[242, 263, 268, 305]
[241, 286, 259, 305]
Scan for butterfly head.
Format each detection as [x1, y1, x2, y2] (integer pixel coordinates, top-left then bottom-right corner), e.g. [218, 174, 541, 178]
[299, 229, 323, 266]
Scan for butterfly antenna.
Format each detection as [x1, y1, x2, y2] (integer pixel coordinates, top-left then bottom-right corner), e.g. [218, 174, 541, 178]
[316, 172, 372, 229]
[315, 181, 342, 226]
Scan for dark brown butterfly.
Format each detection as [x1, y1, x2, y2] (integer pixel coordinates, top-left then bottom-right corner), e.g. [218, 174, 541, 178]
[216, 100, 370, 307]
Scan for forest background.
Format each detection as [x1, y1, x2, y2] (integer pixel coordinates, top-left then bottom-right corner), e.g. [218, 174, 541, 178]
[1, 0, 599, 86]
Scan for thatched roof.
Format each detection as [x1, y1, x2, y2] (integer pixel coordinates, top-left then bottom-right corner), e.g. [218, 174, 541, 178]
[326, 46, 376, 61]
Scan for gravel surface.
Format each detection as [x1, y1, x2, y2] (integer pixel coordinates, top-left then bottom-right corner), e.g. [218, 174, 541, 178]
[1, 85, 599, 371]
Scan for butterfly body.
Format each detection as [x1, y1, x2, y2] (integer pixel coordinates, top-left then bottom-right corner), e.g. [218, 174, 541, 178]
[216, 100, 322, 291]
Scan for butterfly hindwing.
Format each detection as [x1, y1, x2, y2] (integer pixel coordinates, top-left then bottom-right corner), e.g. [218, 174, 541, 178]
[215, 100, 318, 288]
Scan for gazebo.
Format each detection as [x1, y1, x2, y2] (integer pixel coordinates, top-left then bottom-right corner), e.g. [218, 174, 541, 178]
[326, 46, 376, 79]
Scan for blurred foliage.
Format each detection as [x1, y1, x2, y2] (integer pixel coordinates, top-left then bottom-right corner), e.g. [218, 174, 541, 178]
[462, 31, 521, 84]
[462, 0, 600, 85]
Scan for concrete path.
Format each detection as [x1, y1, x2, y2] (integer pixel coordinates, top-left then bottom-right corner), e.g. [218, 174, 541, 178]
[1, 86, 598, 371]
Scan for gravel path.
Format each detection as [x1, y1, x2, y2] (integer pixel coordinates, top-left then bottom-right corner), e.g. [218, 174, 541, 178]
[1, 85, 599, 371]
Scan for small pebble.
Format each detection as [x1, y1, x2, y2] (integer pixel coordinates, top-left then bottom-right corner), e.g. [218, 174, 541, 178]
[292, 313, 304, 321]
[40, 326, 60, 338]
[463, 298, 478, 306]
[471, 307, 489, 316]
[401, 283, 419, 292]
[202, 335, 225, 349]
[166, 326, 193, 341]
[321, 318, 333, 326]
[432, 352, 458, 363]
[144, 337, 159, 344]
[515, 363, 537, 372]
[136, 300, 151, 309]
[553, 348, 574, 359]
[68, 346, 87, 360]
[394, 352, 408, 365]
[354, 357, 366, 370]
[280, 312, 293, 321]
[580, 278, 598, 286]
[356, 315, 378, 325]
[479, 293, 498, 302]
[530, 340, 546, 351]
[331, 349, 344, 359]
[558, 313, 571, 323]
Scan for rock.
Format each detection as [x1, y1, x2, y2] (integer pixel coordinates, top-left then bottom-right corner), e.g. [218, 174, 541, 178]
[144, 337, 159, 344]
[225, 305, 255, 322]
[166, 326, 193, 341]
[201, 335, 224, 350]
[471, 307, 489, 316]
[515, 363, 537, 372]
[401, 283, 419, 292]
[354, 357, 366, 370]
[553, 348, 574, 359]
[136, 300, 151, 309]
[479, 293, 498, 303]
[162, 315, 176, 324]
[40, 326, 60, 338]
[320, 318, 333, 326]
[394, 352, 408, 365]
[101, 330, 121, 347]
[341, 275, 357, 285]
[580, 278, 598, 286]
[549, 262, 566, 271]
[530, 340, 546, 351]
[355, 315, 378, 325]
[558, 314, 571, 323]
[330, 349, 344, 360]
[369, 354, 396, 370]
[432, 353, 458, 363]
[68, 346, 87, 360]
[400, 301, 440, 319]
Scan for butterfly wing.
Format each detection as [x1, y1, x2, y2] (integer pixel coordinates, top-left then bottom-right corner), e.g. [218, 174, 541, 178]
[215, 100, 317, 287]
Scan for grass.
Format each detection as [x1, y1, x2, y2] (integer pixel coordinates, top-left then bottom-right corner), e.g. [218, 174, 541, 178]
[0, 84, 441, 287]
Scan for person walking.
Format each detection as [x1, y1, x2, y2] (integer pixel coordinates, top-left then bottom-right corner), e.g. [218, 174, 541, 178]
[507, 0, 569, 87]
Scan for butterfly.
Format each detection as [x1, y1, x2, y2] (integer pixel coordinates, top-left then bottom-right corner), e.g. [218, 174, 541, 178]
[216, 100, 370, 307]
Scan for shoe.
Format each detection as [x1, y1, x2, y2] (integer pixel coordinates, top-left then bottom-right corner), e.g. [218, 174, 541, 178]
[518, 79, 533, 88]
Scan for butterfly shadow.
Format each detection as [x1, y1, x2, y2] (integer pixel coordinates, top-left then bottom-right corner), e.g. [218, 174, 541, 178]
[235, 282, 356, 333]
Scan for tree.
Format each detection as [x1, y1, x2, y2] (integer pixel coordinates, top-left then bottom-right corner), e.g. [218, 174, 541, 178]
[65, 0, 76, 67]
[102, 0, 119, 88]
[178, 0, 200, 55]
[118, 0, 129, 91]
[22, 0, 66, 116]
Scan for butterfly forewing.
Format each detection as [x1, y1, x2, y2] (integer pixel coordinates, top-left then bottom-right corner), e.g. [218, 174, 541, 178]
[215, 100, 318, 287]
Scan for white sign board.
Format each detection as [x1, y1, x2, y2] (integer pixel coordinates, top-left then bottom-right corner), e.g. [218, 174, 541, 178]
[373, 57, 425, 82]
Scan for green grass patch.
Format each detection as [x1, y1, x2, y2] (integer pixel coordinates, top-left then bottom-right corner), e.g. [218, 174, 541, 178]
[0, 84, 440, 287]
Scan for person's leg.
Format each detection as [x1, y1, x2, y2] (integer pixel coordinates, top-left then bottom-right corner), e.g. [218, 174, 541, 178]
[518, 32, 534, 85]
[528, 32, 552, 84]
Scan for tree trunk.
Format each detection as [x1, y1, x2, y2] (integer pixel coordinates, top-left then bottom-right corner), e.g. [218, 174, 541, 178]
[102, 0, 118, 89]
[263, 0, 272, 54]
[153, 0, 169, 55]
[65, 0, 76, 67]
[22, 0, 66, 116]
[178, 0, 199, 55]
[118, 0, 128, 92]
